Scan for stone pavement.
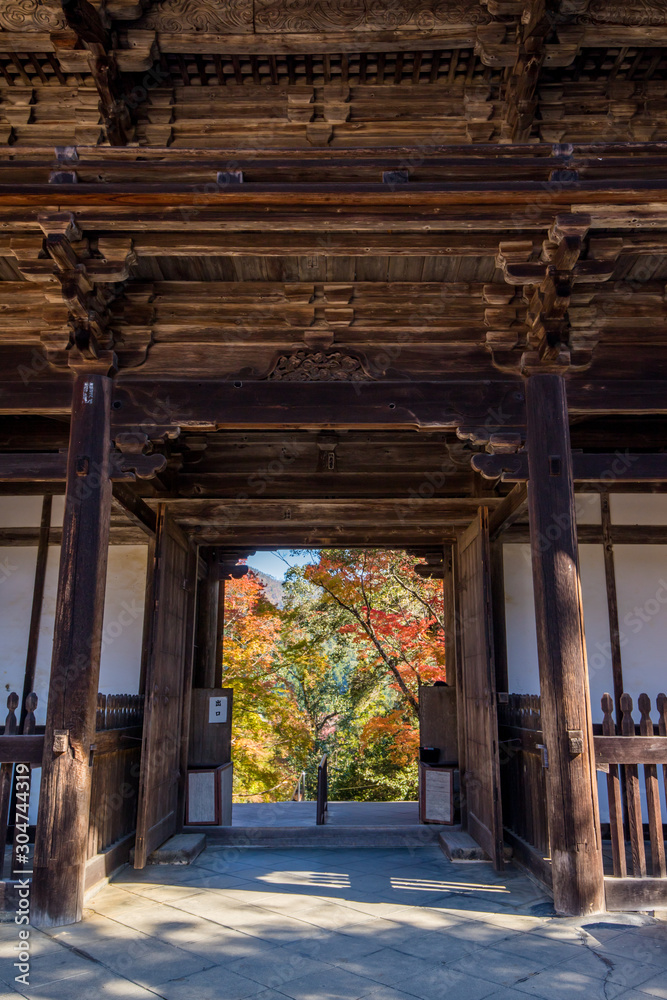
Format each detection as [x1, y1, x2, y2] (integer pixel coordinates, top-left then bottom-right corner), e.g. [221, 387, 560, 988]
[1, 845, 666, 999]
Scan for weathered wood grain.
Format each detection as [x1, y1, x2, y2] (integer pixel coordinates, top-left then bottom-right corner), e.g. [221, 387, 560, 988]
[457, 508, 504, 869]
[525, 373, 604, 917]
[32, 374, 113, 928]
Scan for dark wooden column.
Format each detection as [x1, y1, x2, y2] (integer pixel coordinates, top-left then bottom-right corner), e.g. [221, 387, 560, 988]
[20, 495, 51, 729]
[442, 544, 457, 689]
[600, 491, 624, 729]
[525, 373, 604, 916]
[193, 549, 220, 689]
[33, 374, 113, 927]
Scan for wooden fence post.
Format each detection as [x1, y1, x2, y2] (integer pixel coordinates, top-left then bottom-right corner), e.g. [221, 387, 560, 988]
[525, 373, 605, 916]
[32, 374, 113, 927]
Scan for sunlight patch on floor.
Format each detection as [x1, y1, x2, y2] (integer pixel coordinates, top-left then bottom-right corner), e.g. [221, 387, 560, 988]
[259, 871, 352, 888]
[389, 877, 510, 894]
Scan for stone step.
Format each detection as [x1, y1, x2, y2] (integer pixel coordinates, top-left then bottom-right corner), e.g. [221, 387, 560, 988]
[438, 830, 513, 862]
[129, 833, 206, 866]
[184, 824, 444, 848]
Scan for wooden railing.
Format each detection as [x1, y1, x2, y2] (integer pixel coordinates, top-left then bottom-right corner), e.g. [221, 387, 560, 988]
[316, 754, 328, 825]
[0, 691, 144, 897]
[0, 692, 38, 881]
[597, 692, 667, 888]
[96, 693, 144, 731]
[498, 690, 667, 909]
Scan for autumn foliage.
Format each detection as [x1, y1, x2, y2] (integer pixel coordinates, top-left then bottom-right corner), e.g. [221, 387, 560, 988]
[222, 549, 446, 802]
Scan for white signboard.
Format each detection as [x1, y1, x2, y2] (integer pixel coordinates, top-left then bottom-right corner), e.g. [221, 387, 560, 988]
[423, 768, 452, 824]
[208, 696, 228, 724]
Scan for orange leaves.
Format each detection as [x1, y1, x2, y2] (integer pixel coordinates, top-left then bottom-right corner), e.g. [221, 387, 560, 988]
[304, 548, 446, 712]
[360, 710, 420, 769]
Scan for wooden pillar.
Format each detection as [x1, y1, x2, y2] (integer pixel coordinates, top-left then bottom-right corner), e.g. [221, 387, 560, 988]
[193, 549, 220, 689]
[33, 374, 113, 927]
[600, 492, 624, 730]
[490, 541, 509, 695]
[442, 544, 457, 688]
[525, 373, 604, 916]
[446, 543, 467, 823]
[215, 576, 226, 687]
[20, 494, 51, 729]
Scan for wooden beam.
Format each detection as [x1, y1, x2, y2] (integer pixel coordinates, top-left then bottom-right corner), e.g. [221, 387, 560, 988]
[33, 374, 113, 928]
[112, 482, 157, 536]
[111, 380, 525, 436]
[166, 498, 502, 526]
[605, 877, 667, 911]
[0, 735, 44, 766]
[525, 373, 604, 917]
[488, 483, 528, 539]
[0, 452, 164, 483]
[594, 736, 667, 765]
[474, 452, 667, 483]
[504, 524, 667, 545]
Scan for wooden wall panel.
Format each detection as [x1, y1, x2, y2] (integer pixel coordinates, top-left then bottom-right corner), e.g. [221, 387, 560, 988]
[457, 507, 504, 868]
[134, 506, 197, 868]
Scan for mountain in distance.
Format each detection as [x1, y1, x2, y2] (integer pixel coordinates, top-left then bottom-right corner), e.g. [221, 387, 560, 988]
[252, 570, 285, 608]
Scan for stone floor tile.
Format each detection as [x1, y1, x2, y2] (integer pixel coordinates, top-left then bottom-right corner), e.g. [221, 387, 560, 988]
[337, 946, 438, 986]
[293, 902, 382, 932]
[554, 948, 662, 990]
[595, 929, 667, 969]
[447, 950, 545, 989]
[7, 847, 666, 1000]
[7, 967, 163, 999]
[486, 933, 584, 966]
[153, 965, 267, 1000]
[279, 929, 381, 966]
[45, 913, 212, 989]
[391, 965, 499, 1000]
[508, 968, 629, 999]
[227, 951, 333, 988]
[481, 991, 545, 1000]
[277, 966, 381, 1000]
[0, 950, 96, 990]
[362, 989, 437, 1000]
[0, 930, 61, 962]
[627, 973, 667, 997]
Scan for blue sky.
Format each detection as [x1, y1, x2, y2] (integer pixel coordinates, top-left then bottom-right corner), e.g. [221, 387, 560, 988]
[246, 549, 316, 581]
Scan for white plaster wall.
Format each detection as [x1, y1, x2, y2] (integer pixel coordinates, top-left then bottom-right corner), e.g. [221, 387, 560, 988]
[0, 546, 39, 700]
[31, 545, 149, 709]
[610, 493, 667, 525]
[502, 542, 612, 710]
[0, 496, 149, 824]
[0, 496, 44, 529]
[612, 545, 667, 707]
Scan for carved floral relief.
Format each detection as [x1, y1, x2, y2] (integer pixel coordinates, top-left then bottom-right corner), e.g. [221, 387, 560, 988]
[558, 0, 667, 25]
[138, 0, 254, 32]
[266, 349, 376, 381]
[255, 0, 491, 34]
[0, 0, 66, 31]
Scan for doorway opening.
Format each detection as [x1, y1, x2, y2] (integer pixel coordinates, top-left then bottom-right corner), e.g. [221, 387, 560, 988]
[220, 548, 449, 831]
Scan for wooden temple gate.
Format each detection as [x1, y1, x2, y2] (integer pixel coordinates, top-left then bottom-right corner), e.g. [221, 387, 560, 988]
[1, 0, 667, 927]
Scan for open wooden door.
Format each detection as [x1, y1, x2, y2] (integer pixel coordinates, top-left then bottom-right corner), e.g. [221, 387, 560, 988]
[457, 507, 504, 869]
[134, 506, 197, 868]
